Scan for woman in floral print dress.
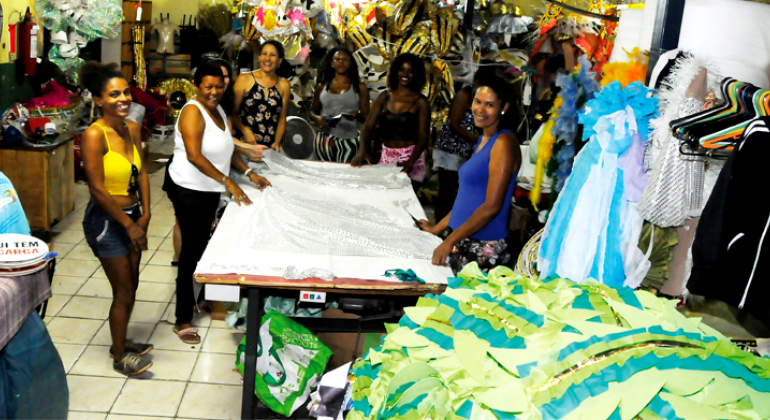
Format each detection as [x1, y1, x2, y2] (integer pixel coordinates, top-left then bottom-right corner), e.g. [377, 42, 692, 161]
[232, 40, 291, 151]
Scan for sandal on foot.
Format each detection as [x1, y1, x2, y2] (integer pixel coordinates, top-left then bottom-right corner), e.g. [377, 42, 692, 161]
[173, 326, 201, 344]
[113, 352, 153, 376]
[109, 341, 153, 359]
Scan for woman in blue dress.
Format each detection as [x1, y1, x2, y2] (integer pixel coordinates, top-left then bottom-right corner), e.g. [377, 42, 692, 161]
[418, 76, 521, 274]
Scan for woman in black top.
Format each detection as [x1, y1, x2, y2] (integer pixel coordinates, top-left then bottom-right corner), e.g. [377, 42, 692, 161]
[351, 53, 430, 186]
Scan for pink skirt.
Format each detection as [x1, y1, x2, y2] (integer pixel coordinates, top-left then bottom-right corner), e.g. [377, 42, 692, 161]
[379, 144, 426, 182]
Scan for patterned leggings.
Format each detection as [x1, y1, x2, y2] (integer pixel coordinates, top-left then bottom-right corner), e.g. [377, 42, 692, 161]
[314, 131, 359, 163]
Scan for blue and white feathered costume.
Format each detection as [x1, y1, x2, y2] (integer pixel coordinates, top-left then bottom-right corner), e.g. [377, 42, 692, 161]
[538, 81, 659, 288]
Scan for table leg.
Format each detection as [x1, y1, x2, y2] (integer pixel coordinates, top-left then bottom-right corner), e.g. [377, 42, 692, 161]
[241, 287, 261, 419]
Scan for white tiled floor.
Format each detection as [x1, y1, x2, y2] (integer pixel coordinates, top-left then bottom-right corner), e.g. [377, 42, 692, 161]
[44, 173, 246, 420]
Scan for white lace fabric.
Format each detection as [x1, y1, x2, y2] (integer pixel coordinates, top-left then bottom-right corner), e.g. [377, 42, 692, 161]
[237, 188, 442, 260]
[261, 150, 411, 189]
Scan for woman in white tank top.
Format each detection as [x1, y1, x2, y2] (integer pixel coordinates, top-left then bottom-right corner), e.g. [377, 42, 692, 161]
[163, 62, 271, 344]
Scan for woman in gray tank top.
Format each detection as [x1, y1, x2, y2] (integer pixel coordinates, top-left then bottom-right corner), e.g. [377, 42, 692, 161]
[310, 47, 370, 163]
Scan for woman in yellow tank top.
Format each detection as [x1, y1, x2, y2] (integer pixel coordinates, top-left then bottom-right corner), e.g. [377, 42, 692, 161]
[79, 62, 153, 376]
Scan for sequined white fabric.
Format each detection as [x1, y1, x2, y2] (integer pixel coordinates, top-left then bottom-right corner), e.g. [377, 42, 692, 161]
[261, 150, 411, 189]
[237, 188, 442, 260]
[639, 98, 705, 227]
[283, 265, 335, 281]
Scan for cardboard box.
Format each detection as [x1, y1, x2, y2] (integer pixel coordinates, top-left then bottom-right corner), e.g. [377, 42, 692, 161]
[165, 54, 191, 75]
[147, 53, 191, 75]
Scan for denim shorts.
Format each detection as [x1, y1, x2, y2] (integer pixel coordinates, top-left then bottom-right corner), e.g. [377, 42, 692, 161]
[82, 201, 142, 258]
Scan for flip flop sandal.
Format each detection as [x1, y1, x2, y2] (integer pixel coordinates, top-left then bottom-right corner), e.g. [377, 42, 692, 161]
[173, 326, 201, 344]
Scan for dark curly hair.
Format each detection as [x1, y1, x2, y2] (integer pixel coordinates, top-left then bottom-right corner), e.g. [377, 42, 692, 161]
[206, 58, 235, 114]
[319, 47, 361, 94]
[78, 61, 126, 97]
[193, 61, 225, 87]
[387, 53, 426, 92]
[260, 40, 285, 58]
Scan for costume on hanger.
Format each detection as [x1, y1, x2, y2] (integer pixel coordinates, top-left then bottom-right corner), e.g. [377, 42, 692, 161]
[640, 53, 719, 228]
[688, 117, 770, 326]
[538, 81, 658, 287]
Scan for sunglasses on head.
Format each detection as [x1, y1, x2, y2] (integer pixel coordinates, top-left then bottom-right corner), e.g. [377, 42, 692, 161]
[128, 164, 139, 195]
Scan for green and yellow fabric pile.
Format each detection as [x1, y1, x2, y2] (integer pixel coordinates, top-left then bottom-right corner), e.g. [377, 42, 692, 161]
[347, 264, 770, 420]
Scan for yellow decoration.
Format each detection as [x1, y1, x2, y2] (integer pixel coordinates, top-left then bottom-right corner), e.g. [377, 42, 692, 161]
[489, 0, 522, 16]
[432, 8, 460, 58]
[601, 47, 649, 88]
[425, 60, 455, 107]
[531, 96, 562, 210]
[153, 78, 196, 120]
[431, 109, 449, 127]
[263, 9, 277, 31]
[243, 7, 259, 42]
[539, 3, 562, 29]
[392, 21, 432, 58]
[346, 19, 372, 50]
[390, 0, 423, 36]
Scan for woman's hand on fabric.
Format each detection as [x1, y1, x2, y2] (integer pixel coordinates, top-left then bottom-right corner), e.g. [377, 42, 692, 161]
[242, 144, 268, 161]
[416, 219, 436, 234]
[271, 142, 281, 152]
[351, 152, 371, 167]
[226, 178, 253, 206]
[399, 161, 414, 175]
[432, 239, 454, 266]
[248, 173, 272, 190]
[126, 223, 148, 252]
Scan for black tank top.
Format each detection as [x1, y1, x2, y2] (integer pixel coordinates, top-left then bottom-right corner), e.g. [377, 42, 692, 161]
[377, 94, 420, 141]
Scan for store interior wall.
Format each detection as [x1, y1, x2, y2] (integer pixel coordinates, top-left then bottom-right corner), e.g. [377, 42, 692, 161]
[0, 0, 38, 65]
[610, 0, 659, 63]
[678, 0, 770, 89]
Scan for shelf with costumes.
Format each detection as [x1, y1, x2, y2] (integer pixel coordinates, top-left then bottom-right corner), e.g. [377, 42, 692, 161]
[518, 45, 770, 331]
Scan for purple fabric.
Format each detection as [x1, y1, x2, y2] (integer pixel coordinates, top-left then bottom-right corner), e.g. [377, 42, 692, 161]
[619, 133, 648, 203]
[0, 271, 51, 351]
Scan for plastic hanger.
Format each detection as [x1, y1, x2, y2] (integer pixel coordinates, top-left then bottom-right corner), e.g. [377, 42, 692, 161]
[688, 84, 758, 141]
[670, 78, 736, 130]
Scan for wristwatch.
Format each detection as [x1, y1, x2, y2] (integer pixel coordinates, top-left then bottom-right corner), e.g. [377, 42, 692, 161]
[222, 175, 228, 185]
[244, 168, 254, 177]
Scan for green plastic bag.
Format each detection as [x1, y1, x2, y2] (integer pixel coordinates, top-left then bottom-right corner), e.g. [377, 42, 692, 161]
[236, 310, 333, 416]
